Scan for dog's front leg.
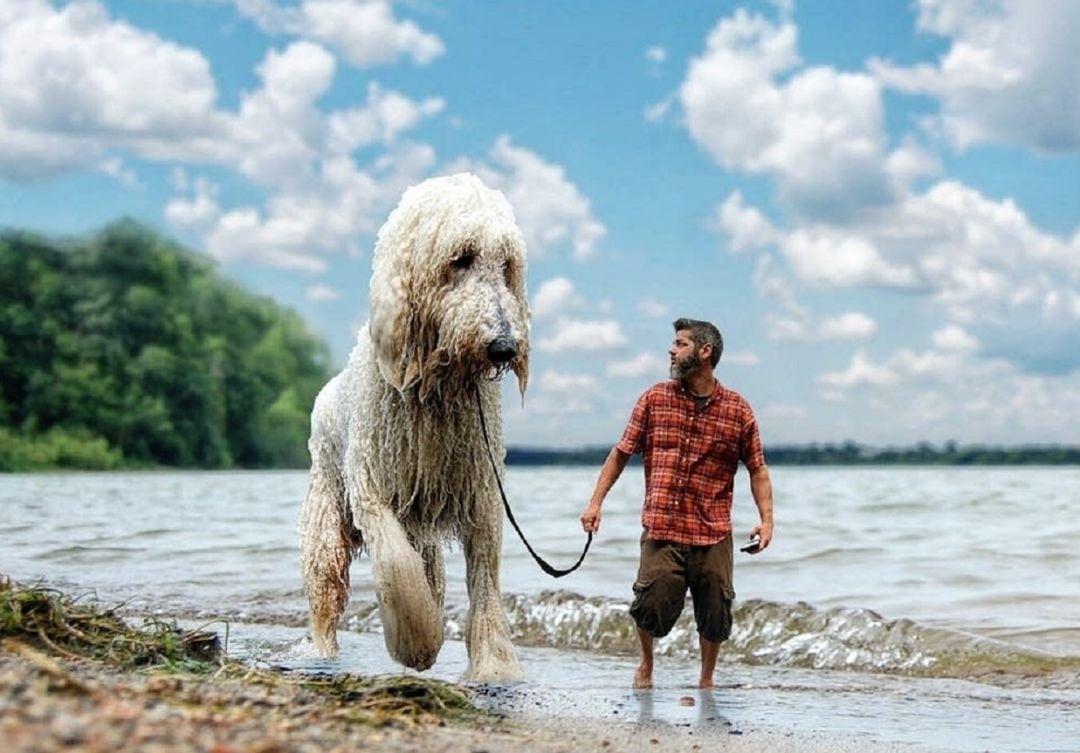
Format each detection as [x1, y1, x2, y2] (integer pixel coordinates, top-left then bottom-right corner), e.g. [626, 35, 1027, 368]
[462, 505, 523, 681]
[357, 501, 444, 671]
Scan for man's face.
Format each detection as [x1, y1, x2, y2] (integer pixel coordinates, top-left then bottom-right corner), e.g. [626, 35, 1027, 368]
[669, 330, 702, 379]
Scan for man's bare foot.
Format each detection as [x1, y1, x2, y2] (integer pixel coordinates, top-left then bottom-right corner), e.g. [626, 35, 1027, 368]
[698, 678, 714, 689]
[633, 665, 653, 689]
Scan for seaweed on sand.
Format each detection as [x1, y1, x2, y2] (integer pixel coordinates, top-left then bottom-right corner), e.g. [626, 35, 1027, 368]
[0, 577, 221, 671]
[0, 577, 482, 728]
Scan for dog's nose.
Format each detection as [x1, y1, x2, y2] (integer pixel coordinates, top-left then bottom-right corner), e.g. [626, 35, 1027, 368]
[486, 337, 517, 363]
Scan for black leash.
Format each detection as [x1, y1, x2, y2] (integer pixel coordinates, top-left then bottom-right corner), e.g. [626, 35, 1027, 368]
[474, 386, 592, 578]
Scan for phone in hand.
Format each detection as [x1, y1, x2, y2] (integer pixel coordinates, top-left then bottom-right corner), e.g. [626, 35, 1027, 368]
[739, 535, 762, 553]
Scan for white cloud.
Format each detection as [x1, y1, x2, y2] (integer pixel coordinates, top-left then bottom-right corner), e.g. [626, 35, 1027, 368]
[870, 0, 1080, 152]
[637, 298, 669, 318]
[457, 136, 607, 261]
[606, 352, 666, 378]
[784, 228, 918, 288]
[0, 0, 224, 180]
[538, 370, 598, 393]
[537, 318, 627, 353]
[678, 9, 894, 217]
[532, 277, 583, 320]
[306, 284, 340, 302]
[166, 176, 220, 229]
[644, 96, 674, 123]
[710, 191, 779, 252]
[808, 340, 1080, 443]
[731, 137, 1080, 360]
[932, 324, 979, 352]
[327, 82, 444, 154]
[231, 0, 445, 69]
[817, 312, 878, 341]
[762, 401, 807, 421]
[645, 46, 666, 64]
[0, 2, 447, 270]
[724, 351, 761, 367]
[818, 350, 900, 391]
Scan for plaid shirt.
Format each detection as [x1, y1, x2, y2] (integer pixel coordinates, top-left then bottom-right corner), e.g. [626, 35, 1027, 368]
[616, 379, 765, 546]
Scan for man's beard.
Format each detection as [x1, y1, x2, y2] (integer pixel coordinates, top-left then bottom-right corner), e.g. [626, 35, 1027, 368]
[669, 350, 702, 380]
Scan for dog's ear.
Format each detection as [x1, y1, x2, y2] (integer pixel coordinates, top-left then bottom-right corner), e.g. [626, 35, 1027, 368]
[369, 239, 422, 392]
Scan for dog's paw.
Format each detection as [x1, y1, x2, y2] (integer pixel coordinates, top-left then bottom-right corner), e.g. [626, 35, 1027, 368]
[465, 641, 524, 683]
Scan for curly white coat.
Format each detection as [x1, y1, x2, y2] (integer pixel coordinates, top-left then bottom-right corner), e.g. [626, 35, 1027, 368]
[299, 173, 530, 681]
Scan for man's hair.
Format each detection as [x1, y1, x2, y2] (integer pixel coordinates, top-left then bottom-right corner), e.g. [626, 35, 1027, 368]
[673, 318, 723, 368]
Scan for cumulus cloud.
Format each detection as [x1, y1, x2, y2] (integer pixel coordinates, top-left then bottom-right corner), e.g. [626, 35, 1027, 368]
[870, 0, 1080, 152]
[537, 318, 627, 353]
[709, 191, 779, 252]
[724, 351, 761, 367]
[818, 313, 878, 341]
[932, 324, 979, 352]
[752, 256, 878, 343]
[455, 136, 607, 261]
[327, 82, 444, 154]
[784, 228, 917, 288]
[306, 284, 340, 302]
[165, 176, 221, 229]
[637, 298, 669, 318]
[0, 0, 225, 180]
[606, 352, 667, 378]
[230, 0, 445, 68]
[538, 370, 598, 393]
[645, 46, 667, 64]
[0, 2, 447, 270]
[715, 169, 1080, 368]
[813, 341, 1080, 443]
[677, 9, 896, 218]
[818, 350, 900, 392]
[532, 277, 583, 320]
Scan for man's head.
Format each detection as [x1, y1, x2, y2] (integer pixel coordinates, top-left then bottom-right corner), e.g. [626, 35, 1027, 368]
[669, 318, 723, 379]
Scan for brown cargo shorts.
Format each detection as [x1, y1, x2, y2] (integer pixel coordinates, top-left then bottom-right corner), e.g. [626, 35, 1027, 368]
[629, 531, 735, 643]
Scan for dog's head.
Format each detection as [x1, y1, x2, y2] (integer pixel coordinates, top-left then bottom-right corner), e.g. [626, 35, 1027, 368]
[369, 173, 530, 402]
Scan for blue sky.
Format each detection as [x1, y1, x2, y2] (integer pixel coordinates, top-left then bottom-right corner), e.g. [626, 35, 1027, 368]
[3, 0, 1079, 448]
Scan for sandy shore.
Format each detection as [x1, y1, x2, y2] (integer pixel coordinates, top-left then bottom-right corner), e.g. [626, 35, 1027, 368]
[0, 645, 922, 753]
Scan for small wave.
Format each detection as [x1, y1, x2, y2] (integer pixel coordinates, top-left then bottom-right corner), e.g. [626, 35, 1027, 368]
[171, 588, 1080, 688]
[32, 545, 144, 563]
[465, 591, 1080, 687]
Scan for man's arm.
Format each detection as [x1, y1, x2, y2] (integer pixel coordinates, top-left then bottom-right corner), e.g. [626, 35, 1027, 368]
[580, 447, 631, 533]
[749, 464, 774, 551]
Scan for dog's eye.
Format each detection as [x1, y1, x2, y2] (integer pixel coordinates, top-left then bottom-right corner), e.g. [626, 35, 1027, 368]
[451, 253, 475, 271]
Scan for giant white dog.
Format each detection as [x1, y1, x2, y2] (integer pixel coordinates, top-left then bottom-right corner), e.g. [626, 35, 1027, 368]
[299, 173, 530, 681]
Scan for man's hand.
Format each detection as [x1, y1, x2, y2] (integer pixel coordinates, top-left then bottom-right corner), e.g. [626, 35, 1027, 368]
[750, 519, 773, 552]
[580, 502, 602, 533]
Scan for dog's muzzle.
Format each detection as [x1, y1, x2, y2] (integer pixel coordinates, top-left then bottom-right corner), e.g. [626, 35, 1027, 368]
[486, 336, 518, 364]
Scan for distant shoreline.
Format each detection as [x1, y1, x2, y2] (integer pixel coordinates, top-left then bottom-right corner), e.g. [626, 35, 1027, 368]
[505, 443, 1080, 466]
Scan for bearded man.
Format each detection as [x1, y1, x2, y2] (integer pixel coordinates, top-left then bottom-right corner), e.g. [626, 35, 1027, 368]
[580, 318, 774, 689]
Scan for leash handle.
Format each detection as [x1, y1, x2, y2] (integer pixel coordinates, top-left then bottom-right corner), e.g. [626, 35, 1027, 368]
[474, 387, 592, 578]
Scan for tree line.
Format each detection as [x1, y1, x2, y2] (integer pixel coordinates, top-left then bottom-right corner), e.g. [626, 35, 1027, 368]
[505, 441, 1080, 466]
[0, 221, 331, 471]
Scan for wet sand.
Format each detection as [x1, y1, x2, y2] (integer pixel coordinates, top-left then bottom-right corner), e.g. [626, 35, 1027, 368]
[0, 648, 922, 753]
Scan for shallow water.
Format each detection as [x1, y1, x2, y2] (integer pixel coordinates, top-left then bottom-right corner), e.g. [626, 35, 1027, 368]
[2, 467, 1079, 752]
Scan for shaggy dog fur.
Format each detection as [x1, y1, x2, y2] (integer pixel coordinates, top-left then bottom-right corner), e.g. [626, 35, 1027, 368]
[299, 173, 530, 681]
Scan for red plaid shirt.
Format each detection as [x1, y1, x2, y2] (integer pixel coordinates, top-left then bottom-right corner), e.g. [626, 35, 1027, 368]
[616, 379, 765, 546]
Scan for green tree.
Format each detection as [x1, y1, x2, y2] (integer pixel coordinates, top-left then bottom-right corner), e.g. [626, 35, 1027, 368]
[0, 222, 332, 470]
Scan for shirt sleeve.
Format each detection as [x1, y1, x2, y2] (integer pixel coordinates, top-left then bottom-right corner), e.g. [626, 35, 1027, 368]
[739, 408, 766, 472]
[615, 389, 650, 456]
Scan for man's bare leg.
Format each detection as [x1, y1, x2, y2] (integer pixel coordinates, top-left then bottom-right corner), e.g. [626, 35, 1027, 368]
[634, 627, 654, 689]
[698, 634, 720, 689]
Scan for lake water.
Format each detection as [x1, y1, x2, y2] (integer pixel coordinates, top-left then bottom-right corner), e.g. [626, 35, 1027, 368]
[2, 467, 1078, 752]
